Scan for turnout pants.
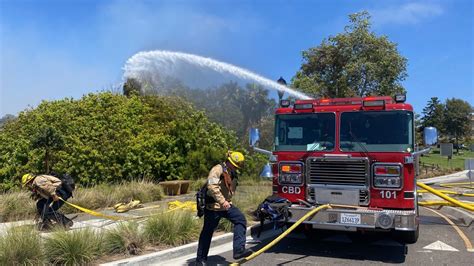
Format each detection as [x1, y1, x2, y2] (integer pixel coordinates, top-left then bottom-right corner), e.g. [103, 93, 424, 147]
[36, 187, 72, 220]
[196, 206, 247, 262]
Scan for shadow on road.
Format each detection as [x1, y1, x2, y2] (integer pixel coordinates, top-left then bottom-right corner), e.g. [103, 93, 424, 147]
[246, 230, 408, 264]
[185, 255, 229, 265]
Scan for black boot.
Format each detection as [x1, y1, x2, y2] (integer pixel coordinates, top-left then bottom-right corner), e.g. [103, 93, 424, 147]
[233, 249, 253, 260]
[37, 218, 52, 231]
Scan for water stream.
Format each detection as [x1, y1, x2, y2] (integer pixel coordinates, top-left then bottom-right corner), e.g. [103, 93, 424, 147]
[123, 50, 311, 99]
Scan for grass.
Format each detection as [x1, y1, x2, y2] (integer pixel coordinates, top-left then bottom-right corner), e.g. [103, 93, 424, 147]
[44, 228, 104, 265]
[0, 179, 270, 265]
[0, 180, 164, 221]
[419, 148, 474, 173]
[103, 222, 146, 255]
[233, 182, 272, 221]
[65, 180, 164, 213]
[0, 226, 44, 265]
[0, 190, 36, 222]
[144, 210, 201, 246]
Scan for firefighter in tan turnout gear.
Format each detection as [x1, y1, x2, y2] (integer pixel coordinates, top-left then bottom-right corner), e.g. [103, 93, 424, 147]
[22, 173, 74, 229]
[196, 151, 253, 264]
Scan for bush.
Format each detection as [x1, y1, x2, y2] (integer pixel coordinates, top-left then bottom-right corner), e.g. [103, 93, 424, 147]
[144, 211, 201, 246]
[104, 222, 145, 255]
[0, 226, 44, 265]
[0, 93, 238, 189]
[44, 228, 104, 265]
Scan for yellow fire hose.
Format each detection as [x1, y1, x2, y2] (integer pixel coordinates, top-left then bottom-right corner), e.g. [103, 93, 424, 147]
[418, 189, 474, 197]
[59, 198, 197, 221]
[230, 204, 331, 266]
[60, 197, 126, 221]
[416, 182, 474, 212]
[439, 182, 474, 189]
[418, 200, 474, 207]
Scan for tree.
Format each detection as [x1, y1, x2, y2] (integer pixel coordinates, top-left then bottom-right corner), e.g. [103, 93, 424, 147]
[231, 83, 276, 138]
[123, 78, 142, 97]
[31, 126, 64, 173]
[292, 11, 407, 98]
[444, 98, 472, 151]
[421, 97, 445, 133]
[0, 114, 15, 128]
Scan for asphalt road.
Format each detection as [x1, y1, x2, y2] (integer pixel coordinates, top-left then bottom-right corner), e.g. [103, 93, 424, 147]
[186, 207, 473, 265]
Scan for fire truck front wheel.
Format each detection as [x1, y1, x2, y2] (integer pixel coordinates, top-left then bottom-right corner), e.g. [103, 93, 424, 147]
[393, 225, 419, 244]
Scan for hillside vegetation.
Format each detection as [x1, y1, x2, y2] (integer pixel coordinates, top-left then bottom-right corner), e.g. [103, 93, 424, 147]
[0, 93, 254, 191]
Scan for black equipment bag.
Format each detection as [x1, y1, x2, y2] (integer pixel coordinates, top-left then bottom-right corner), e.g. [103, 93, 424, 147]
[195, 182, 216, 218]
[255, 195, 291, 237]
[59, 174, 76, 194]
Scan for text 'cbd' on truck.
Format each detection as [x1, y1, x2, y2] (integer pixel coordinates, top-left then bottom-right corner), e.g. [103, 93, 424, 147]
[250, 94, 438, 244]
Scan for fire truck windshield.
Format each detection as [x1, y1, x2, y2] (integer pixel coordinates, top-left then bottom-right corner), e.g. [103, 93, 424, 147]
[275, 113, 335, 151]
[340, 111, 414, 152]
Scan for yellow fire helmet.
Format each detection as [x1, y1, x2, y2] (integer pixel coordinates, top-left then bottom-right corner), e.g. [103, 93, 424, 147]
[227, 151, 245, 169]
[21, 173, 35, 187]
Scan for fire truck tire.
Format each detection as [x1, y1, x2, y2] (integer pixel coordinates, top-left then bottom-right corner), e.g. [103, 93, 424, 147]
[394, 225, 419, 244]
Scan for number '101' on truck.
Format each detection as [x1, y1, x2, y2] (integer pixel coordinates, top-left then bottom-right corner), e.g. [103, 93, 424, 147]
[250, 95, 438, 243]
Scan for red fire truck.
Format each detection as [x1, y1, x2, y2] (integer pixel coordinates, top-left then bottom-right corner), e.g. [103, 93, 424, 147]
[251, 95, 429, 243]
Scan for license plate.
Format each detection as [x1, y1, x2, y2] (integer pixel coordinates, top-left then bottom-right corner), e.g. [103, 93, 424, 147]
[340, 213, 361, 225]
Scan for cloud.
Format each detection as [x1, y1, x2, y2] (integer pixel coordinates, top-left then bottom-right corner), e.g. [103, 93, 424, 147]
[370, 2, 444, 26]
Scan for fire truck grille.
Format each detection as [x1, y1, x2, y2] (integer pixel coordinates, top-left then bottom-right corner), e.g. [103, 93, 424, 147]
[307, 158, 369, 186]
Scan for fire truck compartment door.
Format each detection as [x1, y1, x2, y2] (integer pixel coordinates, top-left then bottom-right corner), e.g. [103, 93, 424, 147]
[314, 187, 360, 205]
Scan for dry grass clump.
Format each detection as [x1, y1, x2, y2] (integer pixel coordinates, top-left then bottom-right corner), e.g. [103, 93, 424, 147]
[104, 222, 146, 255]
[0, 191, 36, 222]
[233, 182, 272, 218]
[144, 210, 201, 246]
[217, 218, 233, 232]
[0, 180, 164, 221]
[64, 180, 163, 214]
[0, 226, 44, 265]
[44, 228, 104, 265]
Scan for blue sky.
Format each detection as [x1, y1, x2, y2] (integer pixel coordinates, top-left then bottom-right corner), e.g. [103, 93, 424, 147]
[0, 0, 472, 116]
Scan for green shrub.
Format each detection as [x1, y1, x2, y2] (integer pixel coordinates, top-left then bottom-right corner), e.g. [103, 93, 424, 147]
[44, 228, 104, 265]
[104, 222, 145, 255]
[144, 211, 200, 246]
[0, 226, 44, 265]
[0, 93, 237, 189]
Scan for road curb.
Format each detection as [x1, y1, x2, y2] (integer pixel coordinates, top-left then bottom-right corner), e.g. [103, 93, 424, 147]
[442, 206, 474, 228]
[101, 222, 276, 266]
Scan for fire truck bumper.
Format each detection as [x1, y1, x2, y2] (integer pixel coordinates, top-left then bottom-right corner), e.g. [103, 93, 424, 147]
[288, 205, 418, 232]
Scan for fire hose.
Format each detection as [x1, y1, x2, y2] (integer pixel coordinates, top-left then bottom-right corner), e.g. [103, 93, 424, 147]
[230, 204, 332, 265]
[416, 182, 474, 212]
[58, 198, 196, 221]
[232, 183, 472, 265]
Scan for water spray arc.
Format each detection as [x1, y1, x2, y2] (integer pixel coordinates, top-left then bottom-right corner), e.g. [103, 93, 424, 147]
[123, 50, 311, 100]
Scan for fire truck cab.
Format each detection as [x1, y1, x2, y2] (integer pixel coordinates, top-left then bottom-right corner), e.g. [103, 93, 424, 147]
[251, 95, 433, 243]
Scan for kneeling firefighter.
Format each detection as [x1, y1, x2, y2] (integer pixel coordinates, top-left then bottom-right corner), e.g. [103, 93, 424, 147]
[196, 151, 253, 264]
[22, 173, 74, 229]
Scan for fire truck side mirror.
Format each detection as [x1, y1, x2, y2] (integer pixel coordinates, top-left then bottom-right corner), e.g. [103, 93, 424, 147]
[249, 128, 260, 147]
[423, 127, 438, 146]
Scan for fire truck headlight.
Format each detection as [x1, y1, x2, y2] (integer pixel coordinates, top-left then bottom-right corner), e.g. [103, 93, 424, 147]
[373, 164, 402, 189]
[279, 162, 304, 185]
